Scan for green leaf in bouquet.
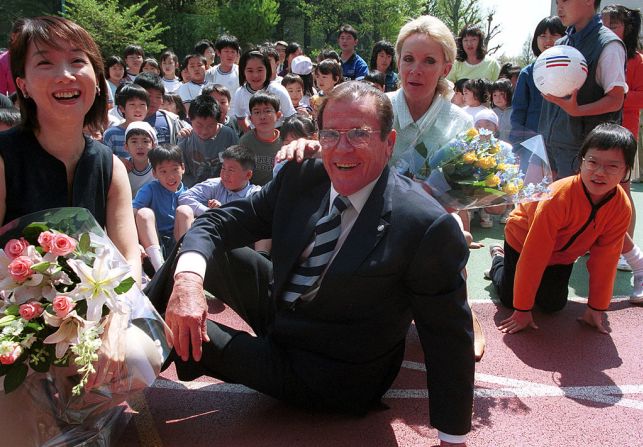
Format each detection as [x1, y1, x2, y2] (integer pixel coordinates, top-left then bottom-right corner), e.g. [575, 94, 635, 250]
[29, 343, 54, 372]
[52, 352, 70, 367]
[78, 233, 91, 253]
[114, 277, 135, 295]
[22, 222, 49, 245]
[3, 304, 19, 316]
[0, 314, 18, 327]
[3, 363, 28, 393]
[25, 320, 44, 331]
[30, 261, 53, 273]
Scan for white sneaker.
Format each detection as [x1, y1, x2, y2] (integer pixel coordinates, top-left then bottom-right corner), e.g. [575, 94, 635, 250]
[617, 255, 632, 272]
[630, 274, 643, 304]
[479, 209, 493, 228]
[499, 208, 512, 224]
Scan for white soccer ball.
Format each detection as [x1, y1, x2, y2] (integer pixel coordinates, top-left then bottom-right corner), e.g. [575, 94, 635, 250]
[533, 45, 588, 97]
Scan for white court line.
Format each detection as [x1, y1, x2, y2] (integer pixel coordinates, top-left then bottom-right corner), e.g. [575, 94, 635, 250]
[401, 360, 643, 410]
[152, 364, 643, 411]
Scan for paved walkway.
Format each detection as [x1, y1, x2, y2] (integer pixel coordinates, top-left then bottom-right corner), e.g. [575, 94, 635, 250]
[119, 183, 643, 447]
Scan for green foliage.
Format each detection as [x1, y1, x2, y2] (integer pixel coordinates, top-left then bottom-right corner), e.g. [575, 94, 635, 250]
[62, 0, 168, 58]
[432, 0, 483, 35]
[219, 0, 280, 48]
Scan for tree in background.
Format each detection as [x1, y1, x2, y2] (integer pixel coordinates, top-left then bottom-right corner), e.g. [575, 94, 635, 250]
[62, 0, 168, 58]
[219, 0, 280, 48]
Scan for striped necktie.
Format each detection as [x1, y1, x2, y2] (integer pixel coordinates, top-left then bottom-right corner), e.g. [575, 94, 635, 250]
[281, 195, 351, 303]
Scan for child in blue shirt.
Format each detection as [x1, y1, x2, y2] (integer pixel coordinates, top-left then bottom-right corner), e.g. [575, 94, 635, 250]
[133, 145, 187, 272]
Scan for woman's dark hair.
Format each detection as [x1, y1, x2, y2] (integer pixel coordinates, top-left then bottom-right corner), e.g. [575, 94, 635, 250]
[239, 49, 271, 89]
[456, 24, 486, 62]
[159, 49, 180, 78]
[163, 93, 186, 121]
[104, 55, 126, 81]
[531, 16, 565, 57]
[489, 78, 513, 106]
[369, 40, 396, 72]
[463, 78, 489, 104]
[10, 16, 108, 131]
[601, 5, 642, 59]
[578, 123, 637, 179]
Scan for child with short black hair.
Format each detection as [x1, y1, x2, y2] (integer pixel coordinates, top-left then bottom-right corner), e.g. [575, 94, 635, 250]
[103, 83, 149, 160]
[205, 34, 241, 106]
[161, 93, 187, 122]
[123, 44, 145, 81]
[160, 49, 182, 93]
[178, 145, 260, 218]
[179, 94, 239, 187]
[451, 78, 469, 107]
[281, 74, 313, 116]
[232, 49, 296, 133]
[311, 58, 343, 114]
[363, 70, 386, 91]
[134, 72, 186, 145]
[462, 78, 489, 120]
[104, 55, 126, 108]
[489, 78, 513, 141]
[202, 83, 240, 135]
[338, 24, 369, 80]
[489, 123, 636, 334]
[141, 58, 161, 76]
[239, 91, 282, 186]
[194, 39, 216, 67]
[124, 121, 157, 196]
[177, 54, 207, 111]
[261, 45, 282, 83]
[133, 144, 188, 272]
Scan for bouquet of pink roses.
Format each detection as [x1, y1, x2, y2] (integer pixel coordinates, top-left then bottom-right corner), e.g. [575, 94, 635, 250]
[0, 208, 170, 446]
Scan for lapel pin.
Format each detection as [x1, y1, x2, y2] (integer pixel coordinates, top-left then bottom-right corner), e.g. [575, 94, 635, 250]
[377, 224, 385, 232]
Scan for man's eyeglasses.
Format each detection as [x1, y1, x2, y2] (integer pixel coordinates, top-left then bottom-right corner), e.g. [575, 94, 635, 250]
[319, 128, 381, 148]
[582, 157, 625, 175]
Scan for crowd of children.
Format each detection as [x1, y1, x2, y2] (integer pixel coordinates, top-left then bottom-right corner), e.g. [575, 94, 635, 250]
[0, 9, 641, 314]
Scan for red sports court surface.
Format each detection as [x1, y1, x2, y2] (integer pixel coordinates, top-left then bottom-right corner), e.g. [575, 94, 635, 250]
[118, 295, 643, 447]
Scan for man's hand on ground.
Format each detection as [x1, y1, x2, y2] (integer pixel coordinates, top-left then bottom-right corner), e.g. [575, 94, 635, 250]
[165, 272, 210, 362]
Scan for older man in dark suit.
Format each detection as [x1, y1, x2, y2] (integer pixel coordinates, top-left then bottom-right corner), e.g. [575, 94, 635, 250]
[149, 81, 474, 446]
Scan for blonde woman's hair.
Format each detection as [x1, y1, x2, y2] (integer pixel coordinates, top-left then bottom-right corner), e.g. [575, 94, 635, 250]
[395, 15, 456, 97]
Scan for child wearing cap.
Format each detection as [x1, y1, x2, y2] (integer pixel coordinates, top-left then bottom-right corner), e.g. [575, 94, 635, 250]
[103, 83, 150, 165]
[474, 108, 513, 228]
[124, 121, 158, 196]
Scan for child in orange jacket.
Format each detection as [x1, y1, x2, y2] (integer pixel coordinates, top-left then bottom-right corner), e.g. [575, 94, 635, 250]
[488, 123, 637, 334]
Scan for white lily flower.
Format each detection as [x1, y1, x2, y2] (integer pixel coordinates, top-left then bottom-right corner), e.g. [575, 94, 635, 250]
[43, 310, 94, 358]
[67, 250, 130, 321]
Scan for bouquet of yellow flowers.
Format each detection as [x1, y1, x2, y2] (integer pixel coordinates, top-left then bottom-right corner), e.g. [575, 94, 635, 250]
[0, 208, 170, 446]
[425, 128, 552, 210]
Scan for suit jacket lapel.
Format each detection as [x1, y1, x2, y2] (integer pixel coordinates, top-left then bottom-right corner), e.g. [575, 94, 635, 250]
[326, 168, 393, 277]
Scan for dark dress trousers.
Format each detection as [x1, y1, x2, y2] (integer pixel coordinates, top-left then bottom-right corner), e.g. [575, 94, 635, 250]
[146, 159, 474, 436]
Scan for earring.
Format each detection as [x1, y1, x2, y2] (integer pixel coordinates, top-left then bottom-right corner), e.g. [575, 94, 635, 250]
[95, 85, 100, 96]
[22, 90, 29, 98]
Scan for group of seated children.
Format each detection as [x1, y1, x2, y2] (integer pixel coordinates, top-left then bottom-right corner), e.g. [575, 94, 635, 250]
[123, 90, 309, 276]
